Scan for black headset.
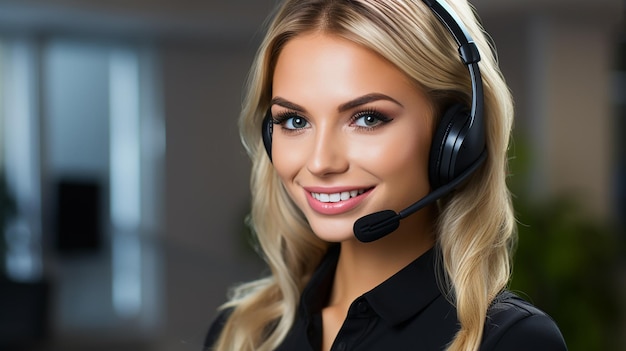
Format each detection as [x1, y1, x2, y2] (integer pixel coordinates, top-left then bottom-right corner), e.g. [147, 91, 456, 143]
[261, 0, 486, 192]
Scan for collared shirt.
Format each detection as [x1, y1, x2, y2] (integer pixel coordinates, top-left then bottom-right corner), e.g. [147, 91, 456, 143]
[205, 245, 567, 351]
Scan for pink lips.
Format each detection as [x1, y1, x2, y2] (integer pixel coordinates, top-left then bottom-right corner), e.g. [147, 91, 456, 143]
[304, 186, 373, 215]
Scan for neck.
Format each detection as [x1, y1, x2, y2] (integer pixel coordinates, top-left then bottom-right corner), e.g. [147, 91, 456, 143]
[328, 206, 436, 308]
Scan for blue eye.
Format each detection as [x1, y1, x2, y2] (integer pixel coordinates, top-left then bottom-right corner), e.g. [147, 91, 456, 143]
[352, 110, 391, 128]
[283, 116, 309, 129]
[273, 112, 310, 131]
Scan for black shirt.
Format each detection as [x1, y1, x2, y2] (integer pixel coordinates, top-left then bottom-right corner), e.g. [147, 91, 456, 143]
[205, 246, 567, 350]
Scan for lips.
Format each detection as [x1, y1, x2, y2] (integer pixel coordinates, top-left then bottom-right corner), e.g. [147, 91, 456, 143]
[304, 187, 373, 215]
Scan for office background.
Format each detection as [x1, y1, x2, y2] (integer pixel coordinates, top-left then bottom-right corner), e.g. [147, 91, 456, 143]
[0, 0, 624, 350]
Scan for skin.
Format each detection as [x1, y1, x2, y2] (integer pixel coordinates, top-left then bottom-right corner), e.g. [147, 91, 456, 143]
[270, 32, 438, 350]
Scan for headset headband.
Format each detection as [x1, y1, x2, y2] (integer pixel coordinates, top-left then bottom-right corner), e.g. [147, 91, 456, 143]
[421, 0, 484, 132]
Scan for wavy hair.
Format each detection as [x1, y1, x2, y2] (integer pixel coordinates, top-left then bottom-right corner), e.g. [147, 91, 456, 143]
[211, 1, 515, 350]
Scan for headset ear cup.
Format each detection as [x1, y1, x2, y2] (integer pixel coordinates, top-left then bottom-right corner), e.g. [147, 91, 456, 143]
[429, 104, 469, 189]
[262, 111, 273, 162]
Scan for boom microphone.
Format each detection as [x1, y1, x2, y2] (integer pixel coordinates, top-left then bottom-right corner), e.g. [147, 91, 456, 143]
[353, 151, 486, 243]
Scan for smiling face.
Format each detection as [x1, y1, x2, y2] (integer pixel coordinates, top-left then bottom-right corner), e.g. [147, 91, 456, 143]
[270, 32, 436, 243]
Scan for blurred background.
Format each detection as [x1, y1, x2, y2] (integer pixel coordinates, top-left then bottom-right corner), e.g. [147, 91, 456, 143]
[0, 0, 623, 350]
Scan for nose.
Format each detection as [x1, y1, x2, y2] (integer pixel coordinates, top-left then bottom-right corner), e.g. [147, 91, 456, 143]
[306, 126, 349, 177]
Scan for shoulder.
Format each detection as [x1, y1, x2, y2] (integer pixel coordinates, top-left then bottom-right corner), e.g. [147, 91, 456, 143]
[481, 291, 568, 351]
[204, 307, 234, 350]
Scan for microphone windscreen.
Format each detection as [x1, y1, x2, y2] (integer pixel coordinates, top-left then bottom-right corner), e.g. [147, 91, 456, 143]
[353, 210, 400, 243]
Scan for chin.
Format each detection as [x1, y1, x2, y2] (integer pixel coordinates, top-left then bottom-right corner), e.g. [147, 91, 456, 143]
[309, 222, 356, 243]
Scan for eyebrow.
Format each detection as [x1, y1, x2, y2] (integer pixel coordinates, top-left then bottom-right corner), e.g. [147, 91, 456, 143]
[270, 93, 403, 113]
[338, 93, 403, 111]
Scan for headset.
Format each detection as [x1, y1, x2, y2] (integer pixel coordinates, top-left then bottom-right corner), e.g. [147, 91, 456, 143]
[261, 0, 487, 242]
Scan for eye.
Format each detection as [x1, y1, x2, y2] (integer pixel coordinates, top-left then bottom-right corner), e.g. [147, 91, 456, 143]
[284, 116, 309, 129]
[352, 110, 392, 129]
[273, 113, 310, 130]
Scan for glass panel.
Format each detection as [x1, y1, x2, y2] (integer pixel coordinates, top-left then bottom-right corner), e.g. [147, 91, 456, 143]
[0, 38, 43, 282]
[43, 38, 163, 333]
[110, 48, 142, 318]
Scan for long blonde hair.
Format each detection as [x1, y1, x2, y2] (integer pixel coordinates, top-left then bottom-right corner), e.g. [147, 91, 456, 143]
[212, 1, 515, 350]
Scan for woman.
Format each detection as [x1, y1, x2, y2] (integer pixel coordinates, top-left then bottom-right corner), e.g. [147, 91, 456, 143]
[206, 0, 567, 350]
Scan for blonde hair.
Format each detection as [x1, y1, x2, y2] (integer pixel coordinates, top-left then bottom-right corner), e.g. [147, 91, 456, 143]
[212, 1, 515, 350]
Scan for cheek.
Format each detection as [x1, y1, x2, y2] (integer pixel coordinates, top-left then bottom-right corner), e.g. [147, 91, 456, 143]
[271, 137, 305, 183]
[357, 124, 432, 189]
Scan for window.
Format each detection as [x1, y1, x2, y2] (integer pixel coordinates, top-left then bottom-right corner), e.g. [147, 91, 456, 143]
[0, 37, 42, 283]
[0, 36, 165, 336]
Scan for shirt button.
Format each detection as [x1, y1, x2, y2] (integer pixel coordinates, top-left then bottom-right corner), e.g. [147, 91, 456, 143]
[336, 341, 347, 351]
[357, 300, 369, 314]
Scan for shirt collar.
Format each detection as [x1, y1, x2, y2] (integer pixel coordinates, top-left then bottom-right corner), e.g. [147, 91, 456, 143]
[363, 247, 443, 325]
[300, 244, 444, 326]
[301, 244, 339, 317]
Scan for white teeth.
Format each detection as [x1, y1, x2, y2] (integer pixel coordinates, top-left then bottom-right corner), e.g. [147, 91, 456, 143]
[311, 189, 367, 203]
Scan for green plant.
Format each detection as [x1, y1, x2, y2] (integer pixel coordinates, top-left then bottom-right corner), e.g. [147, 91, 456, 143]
[507, 140, 625, 350]
[510, 195, 624, 350]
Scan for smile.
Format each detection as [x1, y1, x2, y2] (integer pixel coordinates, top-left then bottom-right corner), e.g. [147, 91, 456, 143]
[310, 189, 366, 203]
[304, 187, 373, 215]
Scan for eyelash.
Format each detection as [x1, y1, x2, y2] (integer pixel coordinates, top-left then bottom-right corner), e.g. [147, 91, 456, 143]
[271, 108, 393, 133]
[350, 109, 392, 131]
[272, 112, 308, 133]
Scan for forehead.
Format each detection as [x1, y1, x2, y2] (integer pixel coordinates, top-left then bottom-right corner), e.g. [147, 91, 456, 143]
[271, 33, 418, 106]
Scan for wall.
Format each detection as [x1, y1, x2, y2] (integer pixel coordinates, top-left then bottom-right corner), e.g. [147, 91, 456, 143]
[159, 41, 265, 349]
[483, 5, 622, 218]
